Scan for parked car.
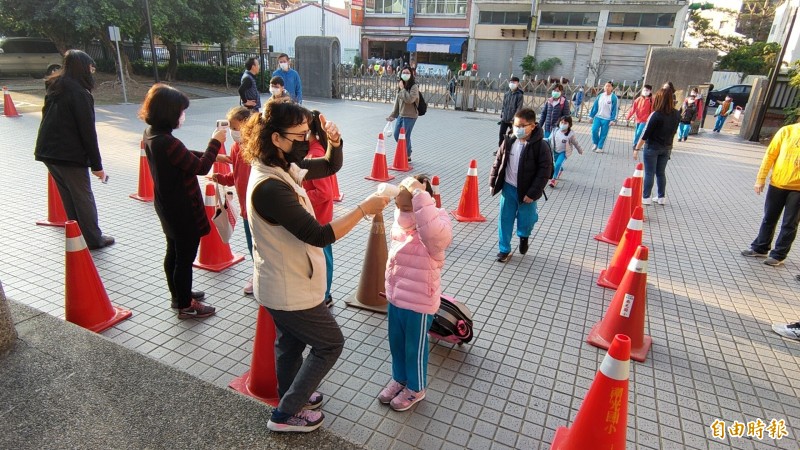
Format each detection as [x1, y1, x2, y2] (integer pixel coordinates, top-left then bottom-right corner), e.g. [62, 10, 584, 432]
[226, 53, 258, 67]
[0, 37, 62, 78]
[707, 84, 752, 109]
[141, 46, 170, 62]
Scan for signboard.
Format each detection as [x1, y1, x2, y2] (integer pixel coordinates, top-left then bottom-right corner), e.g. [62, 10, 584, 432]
[351, 0, 364, 26]
[405, 0, 415, 27]
[108, 26, 121, 42]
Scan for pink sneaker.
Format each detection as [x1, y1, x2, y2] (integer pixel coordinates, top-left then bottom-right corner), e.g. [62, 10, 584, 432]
[378, 380, 406, 404]
[243, 278, 254, 295]
[267, 409, 324, 433]
[390, 387, 425, 411]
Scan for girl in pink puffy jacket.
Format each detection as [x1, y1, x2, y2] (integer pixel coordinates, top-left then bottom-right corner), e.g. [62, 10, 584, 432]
[378, 175, 453, 412]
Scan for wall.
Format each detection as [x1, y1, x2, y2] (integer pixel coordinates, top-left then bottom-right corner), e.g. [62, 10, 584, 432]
[266, 5, 360, 63]
[643, 47, 718, 100]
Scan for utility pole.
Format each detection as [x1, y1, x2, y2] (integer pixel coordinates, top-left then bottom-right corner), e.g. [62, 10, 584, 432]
[321, 0, 326, 36]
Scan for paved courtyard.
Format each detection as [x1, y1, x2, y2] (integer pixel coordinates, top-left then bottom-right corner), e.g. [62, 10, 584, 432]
[1, 93, 799, 449]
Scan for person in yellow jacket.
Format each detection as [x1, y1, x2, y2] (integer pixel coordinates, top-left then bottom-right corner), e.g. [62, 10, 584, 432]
[741, 123, 800, 266]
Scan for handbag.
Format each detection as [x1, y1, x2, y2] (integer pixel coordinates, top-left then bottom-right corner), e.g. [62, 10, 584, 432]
[212, 183, 238, 243]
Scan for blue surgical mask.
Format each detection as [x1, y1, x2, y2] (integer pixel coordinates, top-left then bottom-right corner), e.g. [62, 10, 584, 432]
[401, 74, 411, 81]
[513, 126, 527, 139]
[559, 123, 569, 131]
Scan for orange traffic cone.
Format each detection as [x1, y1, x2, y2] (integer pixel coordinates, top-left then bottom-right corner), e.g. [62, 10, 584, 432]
[129, 140, 154, 202]
[389, 127, 412, 172]
[365, 133, 395, 182]
[594, 178, 633, 245]
[213, 143, 232, 175]
[631, 162, 643, 214]
[452, 160, 486, 222]
[588, 246, 652, 362]
[345, 214, 389, 313]
[432, 175, 442, 209]
[36, 174, 68, 227]
[550, 334, 631, 450]
[193, 184, 244, 272]
[598, 206, 643, 290]
[64, 220, 132, 332]
[2, 86, 20, 118]
[229, 306, 280, 406]
[331, 173, 344, 202]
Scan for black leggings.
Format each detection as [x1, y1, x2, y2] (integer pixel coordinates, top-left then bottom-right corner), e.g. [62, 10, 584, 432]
[164, 235, 201, 308]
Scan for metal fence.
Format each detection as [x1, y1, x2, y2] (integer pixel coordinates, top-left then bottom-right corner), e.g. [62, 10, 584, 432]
[84, 42, 264, 68]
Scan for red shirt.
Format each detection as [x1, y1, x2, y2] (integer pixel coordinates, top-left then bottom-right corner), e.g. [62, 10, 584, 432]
[215, 141, 252, 220]
[302, 140, 334, 224]
[627, 96, 653, 124]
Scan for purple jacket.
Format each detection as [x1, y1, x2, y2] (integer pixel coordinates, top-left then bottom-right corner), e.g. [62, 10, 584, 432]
[385, 191, 453, 315]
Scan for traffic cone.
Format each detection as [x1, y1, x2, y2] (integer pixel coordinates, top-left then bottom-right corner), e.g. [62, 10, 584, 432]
[229, 306, 280, 406]
[452, 160, 486, 222]
[345, 214, 389, 313]
[36, 174, 67, 227]
[213, 143, 232, 175]
[631, 162, 643, 215]
[594, 178, 633, 245]
[365, 133, 395, 182]
[389, 127, 413, 172]
[64, 220, 132, 332]
[598, 206, 644, 290]
[332, 173, 344, 202]
[550, 334, 631, 450]
[588, 246, 652, 362]
[129, 140, 154, 202]
[432, 175, 442, 209]
[193, 184, 244, 272]
[2, 86, 20, 118]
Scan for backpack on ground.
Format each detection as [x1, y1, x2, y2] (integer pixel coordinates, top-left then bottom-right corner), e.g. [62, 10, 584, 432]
[416, 91, 428, 116]
[429, 295, 473, 345]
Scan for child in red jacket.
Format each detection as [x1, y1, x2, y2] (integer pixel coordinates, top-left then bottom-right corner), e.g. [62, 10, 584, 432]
[626, 85, 653, 149]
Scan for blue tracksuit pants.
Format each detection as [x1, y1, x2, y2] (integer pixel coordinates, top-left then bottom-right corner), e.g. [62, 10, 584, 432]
[388, 303, 434, 392]
[498, 182, 538, 254]
[591, 117, 612, 149]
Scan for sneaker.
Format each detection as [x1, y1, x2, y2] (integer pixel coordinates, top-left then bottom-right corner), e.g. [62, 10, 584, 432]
[390, 387, 426, 412]
[772, 322, 800, 341]
[795, 274, 800, 282]
[496, 252, 510, 263]
[304, 391, 324, 410]
[267, 409, 324, 433]
[378, 380, 406, 404]
[171, 291, 206, 309]
[595, 148, 605, 154]
[741, 249, 768, 258]
[243, 278, 254, 295]
[324, 294, 333, 308]
[519, 237, 529, 255]
[764, 257, 784, 267]
[178, 299, 216, 319]
[642, 197, 652, 206]
[591, 144, 598, 152]
[657, 197, 666, 205]
[548, 179, 556, 188]
[88, 235, 115, 250]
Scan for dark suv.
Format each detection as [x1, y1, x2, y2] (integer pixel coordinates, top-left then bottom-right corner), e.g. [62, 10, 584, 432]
[0, 37, 62, 78]
[708, 84, 752, 109]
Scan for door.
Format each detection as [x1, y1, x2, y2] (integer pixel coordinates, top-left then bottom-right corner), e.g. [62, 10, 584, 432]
[600, 43, 648, 85]
[474, 39, 528, 79]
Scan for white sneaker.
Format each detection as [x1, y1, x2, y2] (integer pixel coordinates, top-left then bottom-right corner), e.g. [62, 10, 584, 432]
[591, 144, 598, 152]
[657, 197, 666, 205]
[642, 197, 652, 205]
[243, 278, 254, 295]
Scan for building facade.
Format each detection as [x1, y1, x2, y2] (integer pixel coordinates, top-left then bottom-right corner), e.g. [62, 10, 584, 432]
[768, 0, 800, 68]
[266, 3, 362, 63]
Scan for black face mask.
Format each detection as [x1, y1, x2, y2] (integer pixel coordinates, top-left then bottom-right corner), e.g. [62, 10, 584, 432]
[283, 140, 310, 165]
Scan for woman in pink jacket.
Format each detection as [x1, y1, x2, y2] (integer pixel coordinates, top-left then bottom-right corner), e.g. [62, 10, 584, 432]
[626, 84, 653, 150]
[378, 175, 453, 412]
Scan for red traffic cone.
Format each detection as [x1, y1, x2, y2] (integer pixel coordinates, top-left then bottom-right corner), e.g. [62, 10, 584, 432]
[36, 174, 68, 227]
[432, 175, 442, 209]
[345, 214, 389, 313]
[598, 206, 643, 290]
[129, 140, 154, 202]
[365, 133, 395, 182]
[550, 334, 631, 450]
[64, 220, 132, 332]
[193, 184, 244, 272]
[2, 86, 20, 118]
[594, 178, 633, 245]
[389, 127, 413, 172]
[452, 160, 486, 222]
[229, 306, 280, 406]
[588, 246, 652, 362]
[213, 143, 232, 175]
[631, 162, 643, 214]
[331, 173, 344, 202]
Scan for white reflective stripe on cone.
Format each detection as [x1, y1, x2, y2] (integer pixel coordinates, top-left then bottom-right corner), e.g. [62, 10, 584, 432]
[432, 185, 440, 194]
[627, 218, 643, 231]
[633, 169, 643, 177]
[399, 133, 406, 140]
[627, 257, 648, 273]
[66, 235, 87, 252]
[375, 142, 385, 155]
[599, 354, 630, 381]
[468, 168, 478, 176]
[619, 187, 632, 196]
[205, 194, 216, 207]
[140, 148, 146, 157]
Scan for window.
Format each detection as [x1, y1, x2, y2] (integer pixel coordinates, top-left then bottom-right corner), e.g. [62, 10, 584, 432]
[608, 13, 675, 28]
[366, 0, 405, 15]
[417, 0, 466, 15]
[478, 11, 529, 25]
[540, 12, 600, 26]
[728, 86, 746, 94]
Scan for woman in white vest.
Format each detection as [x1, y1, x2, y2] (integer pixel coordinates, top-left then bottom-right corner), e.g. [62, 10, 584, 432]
[241, 101, 390, 433]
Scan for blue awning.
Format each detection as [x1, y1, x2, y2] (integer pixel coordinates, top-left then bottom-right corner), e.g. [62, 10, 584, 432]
[406, 36, 465, 54]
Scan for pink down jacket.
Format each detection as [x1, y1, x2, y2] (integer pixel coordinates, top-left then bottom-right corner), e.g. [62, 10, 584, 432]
[385, 191, 453, 315]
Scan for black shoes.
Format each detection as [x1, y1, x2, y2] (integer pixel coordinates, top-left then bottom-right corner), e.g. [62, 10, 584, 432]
[88, 235, 115, 250]
[519, 237, 529, 255]
[171, 291, 206, 309]
[324, 294, 333, 308]
[496, 252, 510, 263]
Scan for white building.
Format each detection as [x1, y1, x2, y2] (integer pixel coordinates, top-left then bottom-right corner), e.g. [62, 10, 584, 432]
[768, 0, 800, 68]
[266, 3, 362, 63]
[683, 0, 747, 50]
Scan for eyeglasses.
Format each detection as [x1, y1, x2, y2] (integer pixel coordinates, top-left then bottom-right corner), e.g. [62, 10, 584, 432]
[280, 129, 311, 141]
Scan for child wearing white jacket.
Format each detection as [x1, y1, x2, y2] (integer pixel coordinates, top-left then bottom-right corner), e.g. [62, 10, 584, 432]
[548, 116, 584, 187]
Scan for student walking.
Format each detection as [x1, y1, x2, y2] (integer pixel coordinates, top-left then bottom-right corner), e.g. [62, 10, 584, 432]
[633, 88, 679, 206]
[538, 83, 570, 139]
[238, 57, 261, 112]
[626, 85, 653, 149]
[386, 66, 420, 161]
[272, 53, 303, 103]
[548, 116, 584, 188]
[589, 81, 619, 153]
[677, 94, 698, 142]
[498, 76, 524, 147]
[571, 86, 584, 117]
[378, 176, 452, 411]
[741, 123, 800, 267]
[713, 96, 734, 132]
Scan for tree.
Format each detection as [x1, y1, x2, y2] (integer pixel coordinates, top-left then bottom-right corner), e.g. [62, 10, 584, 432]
[737, 0, 780, 42]
[520, 55, 562, 78]
[685, 8, 748, 53]
[783, 60, 800, 124]
[717, 41, 781, 77]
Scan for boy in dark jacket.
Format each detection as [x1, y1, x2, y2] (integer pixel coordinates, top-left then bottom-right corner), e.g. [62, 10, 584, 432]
[677, 94, 697, 142]
[498, 76, 524, 147]
[489, 108, 553, 263]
